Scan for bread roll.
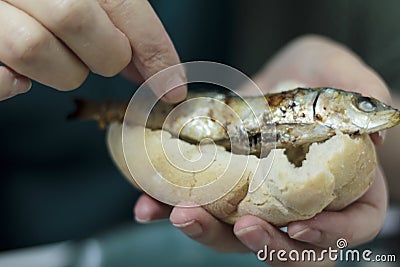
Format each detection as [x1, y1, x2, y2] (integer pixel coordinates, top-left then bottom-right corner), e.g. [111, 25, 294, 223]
[107, 122, 376, 226]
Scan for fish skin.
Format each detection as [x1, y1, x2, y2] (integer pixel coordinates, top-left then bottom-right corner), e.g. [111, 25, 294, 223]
[70, 87, 400, 156]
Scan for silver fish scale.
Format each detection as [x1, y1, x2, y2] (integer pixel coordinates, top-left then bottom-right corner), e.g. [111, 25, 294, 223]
[141, 87, 400, 156]
[267, 89, 318, 125]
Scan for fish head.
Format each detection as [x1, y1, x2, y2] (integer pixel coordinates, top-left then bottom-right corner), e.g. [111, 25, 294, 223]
[315, 88, 400, 134]
[349, 94, 400, 133]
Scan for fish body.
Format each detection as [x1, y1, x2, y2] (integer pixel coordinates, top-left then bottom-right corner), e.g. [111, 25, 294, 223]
[70, 87, 400, 156]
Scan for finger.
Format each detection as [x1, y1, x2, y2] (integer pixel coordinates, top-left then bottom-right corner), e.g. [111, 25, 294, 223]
[311, 50, 391, 105]
[5, 0, 131, 77]
[288, 166, 387, 248]
[0, 66, 31, 101]
[170, 207, 248, 253]
[234, 216, 334, 266]
[134, 194, 172, 223]
[121, 60, 145, 84]
[97, 0, 187, 103]
[369, 131, 386, 146]
[0, 2, 88, 90]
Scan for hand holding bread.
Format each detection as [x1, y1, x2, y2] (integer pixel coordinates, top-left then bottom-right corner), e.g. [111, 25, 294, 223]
[131, 36, 391, 266]
[67, 35, 393, 266]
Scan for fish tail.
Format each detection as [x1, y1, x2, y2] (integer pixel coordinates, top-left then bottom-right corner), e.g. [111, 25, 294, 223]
[67, 99, 89, 120]
[68, 99, 128, 129]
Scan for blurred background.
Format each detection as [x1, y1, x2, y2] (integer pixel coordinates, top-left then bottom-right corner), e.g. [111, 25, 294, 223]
[0, 0, 399, 266]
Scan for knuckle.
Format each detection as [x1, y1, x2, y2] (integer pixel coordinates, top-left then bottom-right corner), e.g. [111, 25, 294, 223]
[49, 0, 92, 31]
[97, 0, 130, 10]
[136, 43, 172, 73]
[7, 29, 49, 63]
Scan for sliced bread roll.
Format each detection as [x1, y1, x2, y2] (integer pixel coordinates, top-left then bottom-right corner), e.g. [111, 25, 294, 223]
[107, 122, 376, 226]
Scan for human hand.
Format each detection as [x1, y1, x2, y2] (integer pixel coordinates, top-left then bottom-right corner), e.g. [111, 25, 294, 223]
[134, 35, 389, 266]
[0, 0, 186, 102]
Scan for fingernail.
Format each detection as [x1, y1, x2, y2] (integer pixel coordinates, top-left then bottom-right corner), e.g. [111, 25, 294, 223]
[172, 220, 203, 237]
[134, 214, 152, 224]
[12, 77, 31, 95]
[134, 214, 166, 224]
[378, 130, 387, 144]
[135, 216, 151, 224]
[162, 84, 187, 103]
[235, 225, 269, 252]
[290, 227, 321, 243]
[160, 71, 187, 103]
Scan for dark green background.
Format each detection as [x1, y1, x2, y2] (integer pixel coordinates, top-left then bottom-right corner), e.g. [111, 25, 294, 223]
[1, 0, 400, 252]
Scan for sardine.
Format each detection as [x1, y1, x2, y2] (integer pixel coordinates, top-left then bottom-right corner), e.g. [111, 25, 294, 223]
[70, 87, 400, 157]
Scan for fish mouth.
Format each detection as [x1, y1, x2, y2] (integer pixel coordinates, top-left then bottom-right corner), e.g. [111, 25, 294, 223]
[388, 107, 400, 124]
[368, 109, 400, 133]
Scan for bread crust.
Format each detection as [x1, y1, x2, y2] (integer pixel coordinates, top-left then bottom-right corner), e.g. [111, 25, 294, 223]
[107, 123, 376, 226]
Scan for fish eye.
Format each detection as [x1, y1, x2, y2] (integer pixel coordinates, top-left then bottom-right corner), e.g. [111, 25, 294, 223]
[356, 97, 376, 112]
